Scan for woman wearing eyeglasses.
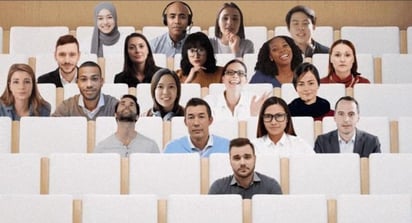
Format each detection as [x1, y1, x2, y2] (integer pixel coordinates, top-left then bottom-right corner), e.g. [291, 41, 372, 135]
[252, 96, 313, 156]
[176, 32, 223, 88]
[204, 59, 270, 121]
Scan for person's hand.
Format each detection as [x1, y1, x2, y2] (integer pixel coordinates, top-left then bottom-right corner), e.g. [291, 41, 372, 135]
[185, 65, 206, 83]
[250, 91, 272, 116]
[227, 32, 240, 54]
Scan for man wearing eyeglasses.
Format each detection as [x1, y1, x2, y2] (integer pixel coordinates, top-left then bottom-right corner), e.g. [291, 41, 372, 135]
[314, 96, 381, 157]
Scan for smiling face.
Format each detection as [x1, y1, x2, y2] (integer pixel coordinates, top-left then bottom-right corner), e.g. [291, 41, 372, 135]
[77, 66, 103, 101]
[288, 11, 314, 47]
[296, 71, 319, 105]
[218, 7, 241, 36]
[127, 36, 149, 65]
[269, 37, 293, 66]
[155, 74, 178, 112]
[9, 70, 33, 102]
[330, 43, 355, 77]
[263, 104, 287, 140]
[230, 144, 256, 180]
[222, 62, 247, 90]
[55, 43, 80, 75]
[97, 8, 115, 34]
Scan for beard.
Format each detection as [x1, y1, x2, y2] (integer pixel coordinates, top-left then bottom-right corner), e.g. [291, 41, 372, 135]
[116, 109, 137, 122]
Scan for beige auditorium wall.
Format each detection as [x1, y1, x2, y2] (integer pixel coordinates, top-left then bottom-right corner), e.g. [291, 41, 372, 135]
[0, 1, 410, 30]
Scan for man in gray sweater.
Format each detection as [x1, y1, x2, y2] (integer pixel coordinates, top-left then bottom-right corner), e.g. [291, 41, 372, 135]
[52, 61, 118, 120]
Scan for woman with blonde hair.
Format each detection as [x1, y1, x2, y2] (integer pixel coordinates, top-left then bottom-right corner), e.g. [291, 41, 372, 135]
[0, 64, 51, 120]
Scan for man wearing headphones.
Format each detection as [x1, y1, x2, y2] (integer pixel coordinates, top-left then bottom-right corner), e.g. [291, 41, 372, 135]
[150, 1, 193, 58]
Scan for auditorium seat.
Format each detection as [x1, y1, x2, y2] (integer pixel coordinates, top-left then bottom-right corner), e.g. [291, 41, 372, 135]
[48, 153, 121, 197]
[0, 117, 12, 153]
[281, 83, 345, 109]
[0, 194, 73, 223]
[340, 26, 400, 56]
[19, 117, 88, 154]
[9, 26, 69, 56]
[243, 53, 258, 81]
[407, 26, 412, 54]
[274, 26, 334, 49]
[252, 194, 328, 223]
[129, 153, 201, 198]
[34, 53, 98, 78]
[75, 26, 135, 55]
[369, 153, 412, 194]
[322, 116, 391, 153]
[398, 116, 412, 153]
[289, 154, 361, 198]
[0, 54, 30, 92]
[37, 83, 57, 113]
[167, 194, 243, 223]
[170, 116, 239, 140]
[336, 194, 412, 223]
[381, 53, 412, 83]
[353, 83, 412, 119]
[0, 154, 41, 194]
[312, 53, 375, 82]
[82, 194, 158, 223]
[208, 153, 281, 188]
[142, 26, 201, 42]
[94, 116, 163, 151]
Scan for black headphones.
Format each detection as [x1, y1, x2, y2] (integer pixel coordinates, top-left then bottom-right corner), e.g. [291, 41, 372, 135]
[162, 1, 193, 26]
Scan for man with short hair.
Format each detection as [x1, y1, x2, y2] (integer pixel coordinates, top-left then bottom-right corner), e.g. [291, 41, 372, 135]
[314, 96, 381, 157]
[37, 34, 81, 87]
[150, 1, 193, 57]
[163, 97, 229, 157]
[52, 61, 118, 120]
[94, 94, 159, 157]
[285, 5, 329, 58]
[208, 137, 282, 199]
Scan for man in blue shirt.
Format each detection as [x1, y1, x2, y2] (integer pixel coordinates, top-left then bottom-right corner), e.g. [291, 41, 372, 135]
[164, 98, 229, 157]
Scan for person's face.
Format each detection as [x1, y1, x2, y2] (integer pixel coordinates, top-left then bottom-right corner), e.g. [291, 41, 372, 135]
[263, 104, 287, 138]
[184, 105, 213, 141]
[230, 144, 256, 180]
[187, 47, 207, 67]
[222, 62, 247, 90]
[155, 74, 178, 112]
[55, 43, 80, 75]
[127, 36, 149, 64]
[330, 43, 355, 76]
[97, 8, 115, 34]
[77, 66, 103, 101]
[9, 70, 33, 101]
[165, 2, 190, 37]
[288, 11, 315, 46]
[296, 71, 319, 105]
[218, 7, 241, 36]
[334, 100, 359, 136]
[269, 37, 293, 66]
[116, 97, 138, 122]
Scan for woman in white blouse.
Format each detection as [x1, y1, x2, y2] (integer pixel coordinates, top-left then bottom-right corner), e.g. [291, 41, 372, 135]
[204, 59, 269, 121]
[252, 96, 314, 156]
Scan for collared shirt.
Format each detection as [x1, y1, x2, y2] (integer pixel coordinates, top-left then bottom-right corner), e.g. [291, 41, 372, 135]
[252, 133, 314, 157]
[204, 91, 253, 121]
[338, 131, 356, 153]
[150, 32, 187, 57]
[187, 135, 214, 157]
[78, 93, 105, 120]
[59, 69, 77, 86]
[208, 172, 282, 199]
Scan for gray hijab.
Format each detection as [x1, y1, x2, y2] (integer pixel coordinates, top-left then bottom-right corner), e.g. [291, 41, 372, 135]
[91, 2, 121, 57]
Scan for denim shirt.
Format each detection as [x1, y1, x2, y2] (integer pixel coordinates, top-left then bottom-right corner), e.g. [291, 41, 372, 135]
[0, 101, 51, 121]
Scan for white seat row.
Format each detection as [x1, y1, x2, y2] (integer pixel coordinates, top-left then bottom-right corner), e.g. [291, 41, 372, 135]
[0, 193, 411, 223]
[1, 153, 412, 199]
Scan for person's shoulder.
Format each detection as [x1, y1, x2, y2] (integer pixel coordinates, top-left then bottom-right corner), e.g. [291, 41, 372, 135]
[356, 129, 378, 140]
[212, 134, 230, 143]
[37, 69, 59, 82]
[356, 75, 371, 83]
[164, 136, 188, 152]
[103, 94, 119, 103]
[313, 40, 330, 53]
